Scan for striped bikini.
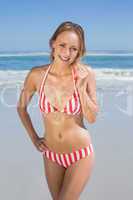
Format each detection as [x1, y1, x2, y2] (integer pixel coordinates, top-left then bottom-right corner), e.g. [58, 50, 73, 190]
[39, 64, 81, 115]
[39, 64, 94, 168]
[43, 144, 94, 169]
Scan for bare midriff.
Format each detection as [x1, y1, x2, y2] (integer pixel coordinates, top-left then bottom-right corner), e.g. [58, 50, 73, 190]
[42, 112, 92, 153]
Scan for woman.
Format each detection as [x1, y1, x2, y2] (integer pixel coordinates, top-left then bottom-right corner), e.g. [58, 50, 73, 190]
[17, 21, 99, 200]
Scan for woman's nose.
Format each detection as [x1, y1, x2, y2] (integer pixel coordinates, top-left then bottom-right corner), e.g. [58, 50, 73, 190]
[63, 48, 70, 57]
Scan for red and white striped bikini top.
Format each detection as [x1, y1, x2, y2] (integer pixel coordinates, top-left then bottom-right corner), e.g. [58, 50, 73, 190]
[39, 64, 81, 115]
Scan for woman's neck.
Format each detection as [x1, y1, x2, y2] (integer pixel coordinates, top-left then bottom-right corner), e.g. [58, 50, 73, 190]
[50, 60, 72, 76]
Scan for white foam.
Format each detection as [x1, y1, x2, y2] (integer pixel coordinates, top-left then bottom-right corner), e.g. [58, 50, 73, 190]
[95, 68, 133, 80]
[0, 70, 29, 86]
[85, 53, 133, 56]
[0, 52, 50, 57]
[0, 51, 133, 57]
[0, 69, 133, 90]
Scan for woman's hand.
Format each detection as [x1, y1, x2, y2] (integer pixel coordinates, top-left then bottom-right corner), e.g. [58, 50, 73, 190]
[74, 63, 99, 122]
[76, 74, 88, 99]
[33, 137, 48, 152]
[76, 76, 88, 114]
[72, 62, 89, 94]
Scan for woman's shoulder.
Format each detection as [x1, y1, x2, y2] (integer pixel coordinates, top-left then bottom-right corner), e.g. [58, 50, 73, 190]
[30, 64, 49, 76]
[23, 64, 50, 91]
[26, 64, 50, 83]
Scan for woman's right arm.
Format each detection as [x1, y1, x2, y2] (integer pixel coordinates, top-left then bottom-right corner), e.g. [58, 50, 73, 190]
[17, 67, 47, 152]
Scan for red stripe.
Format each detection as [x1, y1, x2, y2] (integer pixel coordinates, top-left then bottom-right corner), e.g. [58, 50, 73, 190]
[84, 147, 88, 156]
[39, 74, 46, 101]
[49, 151, 52, 160]
[72, 91, 78, 112]
[39, 79, 44, 95]
[53, 152, 57, 162]
[39, 65, 50, 94]
[79, 149, 83, 159]
[69, 99, 73, 113]
[68, 153, 73, 165]
[72, 95, 75, 113]
[39, 87, 44, 111]
[73, 151, 77, 161]
[42, 94, 46, 112]
[63, 154, 69, 168]
[75, 91, 81, 114]
[58, 154, 63, 166]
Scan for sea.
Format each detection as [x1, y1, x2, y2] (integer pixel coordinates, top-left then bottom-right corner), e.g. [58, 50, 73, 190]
[0, 50, 133, 91]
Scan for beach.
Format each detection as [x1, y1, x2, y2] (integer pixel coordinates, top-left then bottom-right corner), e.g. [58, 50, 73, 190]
[0, 79, 133, 200]
[0, 53, 133, 199]
[0, 0, 132, 197]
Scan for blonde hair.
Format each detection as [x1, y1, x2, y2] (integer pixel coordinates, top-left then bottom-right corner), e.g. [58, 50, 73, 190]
[49, 21, 86, 62]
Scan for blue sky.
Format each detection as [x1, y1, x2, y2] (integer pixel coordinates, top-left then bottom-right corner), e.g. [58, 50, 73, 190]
[0, 0, 133, 52]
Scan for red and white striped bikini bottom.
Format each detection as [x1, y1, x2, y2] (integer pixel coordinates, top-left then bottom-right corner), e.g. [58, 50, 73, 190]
[42, 143, 94, 169]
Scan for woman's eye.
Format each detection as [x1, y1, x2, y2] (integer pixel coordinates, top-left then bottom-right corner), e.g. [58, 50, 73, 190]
[71, 48, 77, 51]
[60, 44, 65, 47]
[59, 44, 77, 51]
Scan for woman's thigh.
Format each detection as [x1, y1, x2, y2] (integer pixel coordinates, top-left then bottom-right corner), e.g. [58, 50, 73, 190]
[58, 153, 95, 200]
[43, 155, 66, 199]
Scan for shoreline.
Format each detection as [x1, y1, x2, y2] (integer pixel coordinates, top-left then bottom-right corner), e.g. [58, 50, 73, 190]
[0, 51, 133, 57]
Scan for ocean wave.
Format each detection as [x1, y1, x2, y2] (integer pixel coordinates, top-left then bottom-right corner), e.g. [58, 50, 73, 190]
[0, 69, 133, 89]
[0, 52, 50, 57]
[85, 53, 133, 56]
[0, 70, 28, 86]
[95, 68, 133, 78]
[0, 52, 133, 58]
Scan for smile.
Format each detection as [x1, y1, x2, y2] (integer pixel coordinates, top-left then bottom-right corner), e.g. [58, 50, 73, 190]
[59, 55, 70, 62]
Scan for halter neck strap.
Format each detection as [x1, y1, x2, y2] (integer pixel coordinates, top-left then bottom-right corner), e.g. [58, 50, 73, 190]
[39, 64, 78, 94]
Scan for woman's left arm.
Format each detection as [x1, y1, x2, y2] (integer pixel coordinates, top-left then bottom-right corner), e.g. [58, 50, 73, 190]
[77, 66, 99, 123]
[84, 69, 99, 122]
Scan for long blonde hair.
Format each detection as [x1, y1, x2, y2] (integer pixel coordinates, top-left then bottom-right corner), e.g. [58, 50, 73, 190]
[49, 21, 86, 62]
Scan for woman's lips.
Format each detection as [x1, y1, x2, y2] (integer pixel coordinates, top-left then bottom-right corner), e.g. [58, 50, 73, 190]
[59, 55, 70, 62]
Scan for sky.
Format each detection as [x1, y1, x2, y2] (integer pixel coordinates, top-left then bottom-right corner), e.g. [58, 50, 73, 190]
[0, 0, 133, 52]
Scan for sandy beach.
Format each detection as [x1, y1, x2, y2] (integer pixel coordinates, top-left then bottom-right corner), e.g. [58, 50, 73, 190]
[0, 0, 133, 197]
[0, 81, 133, 200]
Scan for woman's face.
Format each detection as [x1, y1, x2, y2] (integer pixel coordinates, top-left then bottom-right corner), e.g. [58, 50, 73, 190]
[52, 31, 80, 65]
